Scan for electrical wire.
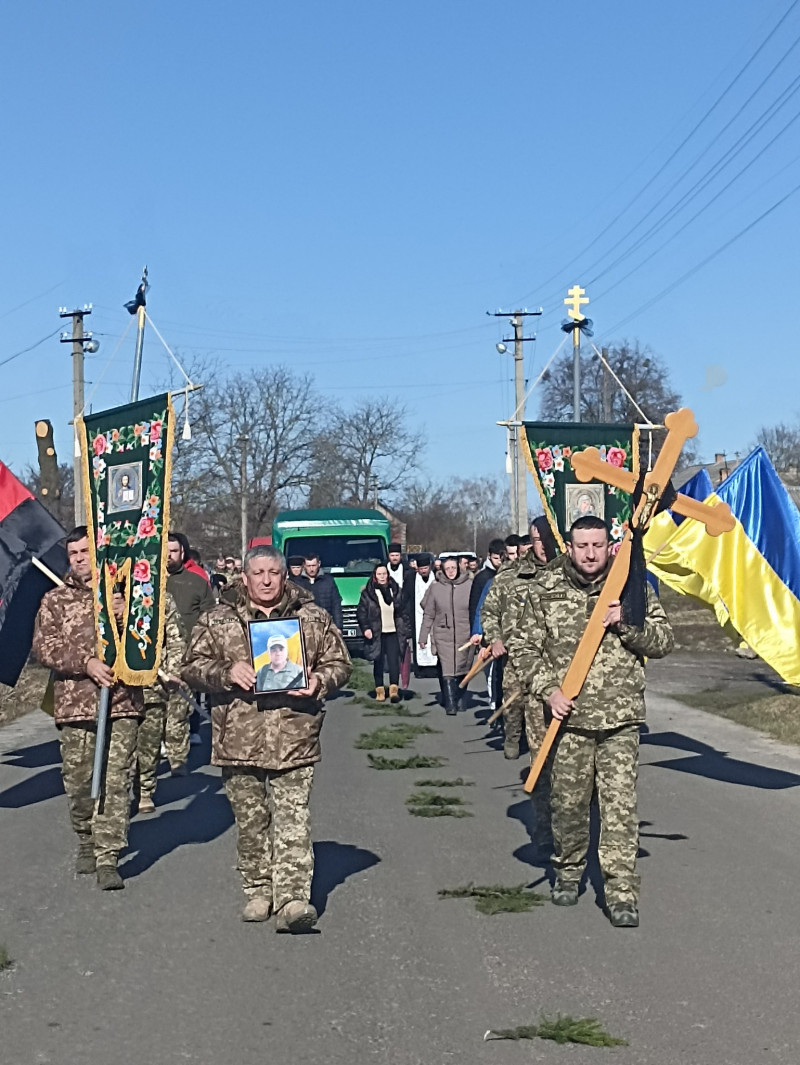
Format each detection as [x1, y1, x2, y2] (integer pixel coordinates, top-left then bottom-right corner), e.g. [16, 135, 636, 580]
[505, 0, 800, 308]
[0, 327, 62, 370]
[596, 175, 800, 338]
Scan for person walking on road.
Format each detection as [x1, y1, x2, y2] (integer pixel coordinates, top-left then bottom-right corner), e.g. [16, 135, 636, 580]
[182, 545, 351, 932]
[33, 526, 144, 891]
[357, 564, 411, 703]
[419, 556, 474, 715]
[165, 531, 215, 774]
[294, 553, 343, 631]
[509, 516, 674, 928]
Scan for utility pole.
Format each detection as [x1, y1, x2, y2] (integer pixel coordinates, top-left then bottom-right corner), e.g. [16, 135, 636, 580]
[60, 304, 98, 525]
[493, 309, 541, 534]
[238, 433, 249, 557]
[601, 346, 612, 421]
[125, 266, 149, 402]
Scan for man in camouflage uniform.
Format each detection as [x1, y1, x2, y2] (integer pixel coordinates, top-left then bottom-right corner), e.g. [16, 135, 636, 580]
[508, 516, 673, 928]
[183, 545, 351, 932]
[134, 592, 187, 813]
[481, 518, 561, 855]
[33, 526, 144, 890]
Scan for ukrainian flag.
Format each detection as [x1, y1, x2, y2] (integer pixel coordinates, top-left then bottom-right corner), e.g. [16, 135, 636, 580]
[646, 448, 800, 685]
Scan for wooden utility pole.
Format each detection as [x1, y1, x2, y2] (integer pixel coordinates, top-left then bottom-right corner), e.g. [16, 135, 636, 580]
[59, 305, 93, 525]
[492, 309, 541, 533]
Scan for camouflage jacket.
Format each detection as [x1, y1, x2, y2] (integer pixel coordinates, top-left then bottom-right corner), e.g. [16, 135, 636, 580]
[507, 558, 674, 730]
[182, 581, 352, 770]
[33, 573, 143, 725]
[480, 554, 553, 646]
[144, 593, 187, 702]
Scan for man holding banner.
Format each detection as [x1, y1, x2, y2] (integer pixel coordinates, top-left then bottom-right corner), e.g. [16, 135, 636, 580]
[33, 526, 143, 890]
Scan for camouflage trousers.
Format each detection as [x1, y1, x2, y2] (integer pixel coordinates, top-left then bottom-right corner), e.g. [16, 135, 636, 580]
[222, 764, 315, 912]
[550, 723, 641, 905]
[59, 717, 139, 866]
[523, 699, 553, 852]
[164, 689, 190, 770]
[136, 694, 167, 798]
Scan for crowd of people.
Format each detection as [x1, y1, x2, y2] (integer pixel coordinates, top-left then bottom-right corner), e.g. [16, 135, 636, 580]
[33, 515, 673, 931]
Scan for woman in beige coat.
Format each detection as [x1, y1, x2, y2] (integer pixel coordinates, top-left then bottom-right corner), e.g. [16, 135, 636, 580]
[419, 556, 474, 714]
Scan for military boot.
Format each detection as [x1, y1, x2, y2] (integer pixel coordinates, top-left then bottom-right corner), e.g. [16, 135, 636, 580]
[551, 881, 579, 906]
[607, 902, 639, 928]
[389, 684, 400, 704]
[242, 896, 272, 922]
[96, 865, 124, 891]
[275, 900, 318, 934]
[374, 686, 386, 702]
[138, 794, 156, 815]
[75, 839, 96, 875]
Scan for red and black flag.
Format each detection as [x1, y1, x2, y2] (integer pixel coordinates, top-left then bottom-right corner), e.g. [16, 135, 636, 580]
[0, 461, 68, 686]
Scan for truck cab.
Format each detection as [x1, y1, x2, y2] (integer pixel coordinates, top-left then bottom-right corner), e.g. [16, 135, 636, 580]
[271, 507, 390, 648]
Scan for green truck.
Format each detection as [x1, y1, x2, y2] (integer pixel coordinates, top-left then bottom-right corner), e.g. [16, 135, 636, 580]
[271, 507, 391, 645]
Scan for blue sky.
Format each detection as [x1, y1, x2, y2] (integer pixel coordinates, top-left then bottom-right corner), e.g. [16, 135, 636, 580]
[1, 1, 798, 492]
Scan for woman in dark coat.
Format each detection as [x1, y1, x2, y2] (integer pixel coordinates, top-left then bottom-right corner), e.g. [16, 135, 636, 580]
[356, 564, 411, 703]
[419, 556, 474, 714]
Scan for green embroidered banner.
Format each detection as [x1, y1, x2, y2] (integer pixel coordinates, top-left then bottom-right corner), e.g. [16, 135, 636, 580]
[78, 394, 175, 685]
[521, 422, 639, 550]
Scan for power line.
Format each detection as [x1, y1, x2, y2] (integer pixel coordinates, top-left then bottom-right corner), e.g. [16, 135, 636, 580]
[0, 327, 62, 370]
[597, 176, 800, 338]
[506, 0, 800, 308]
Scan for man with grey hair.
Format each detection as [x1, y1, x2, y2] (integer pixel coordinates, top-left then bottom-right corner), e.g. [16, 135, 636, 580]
[182, 545, 351, 932]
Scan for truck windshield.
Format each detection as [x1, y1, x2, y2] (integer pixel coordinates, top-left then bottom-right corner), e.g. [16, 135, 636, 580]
[284, 536, 387, 576]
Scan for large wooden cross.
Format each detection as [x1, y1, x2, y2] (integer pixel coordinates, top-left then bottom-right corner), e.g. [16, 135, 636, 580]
[523, 408, 735, 794]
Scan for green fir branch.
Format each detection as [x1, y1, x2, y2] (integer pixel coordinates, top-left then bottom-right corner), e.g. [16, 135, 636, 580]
[439, 883, 548, 915]
[367, 754, 447, 770]
[413, 777, 474, 787]
[354, 723, 438, 750]
[0, 944, 14, 972]
[408, 805, 473, 818]
[406, 791, 468, 807]
[484, 1014, 627, 1047]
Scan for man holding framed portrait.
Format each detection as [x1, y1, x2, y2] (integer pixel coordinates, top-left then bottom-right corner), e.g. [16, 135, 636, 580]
[182, 545, 351, 933]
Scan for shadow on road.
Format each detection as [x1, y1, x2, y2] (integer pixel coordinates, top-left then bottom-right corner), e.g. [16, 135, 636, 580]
[122, 771, 233, 878]
[2, 738, 61, 768]
[643, 730, 800, 790]
[0, 737, 64, 808]
[311, 841, 380, 916]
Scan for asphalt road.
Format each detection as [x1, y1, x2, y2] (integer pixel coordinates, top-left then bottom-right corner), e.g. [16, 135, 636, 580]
[2, 659, 800, 1065]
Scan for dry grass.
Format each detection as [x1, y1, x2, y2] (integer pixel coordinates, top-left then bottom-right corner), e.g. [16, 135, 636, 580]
[367, 754, 447, 770]
[677, 688, 800, 746]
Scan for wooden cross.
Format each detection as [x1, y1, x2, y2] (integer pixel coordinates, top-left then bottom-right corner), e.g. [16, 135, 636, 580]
[523, 408, 735, 794]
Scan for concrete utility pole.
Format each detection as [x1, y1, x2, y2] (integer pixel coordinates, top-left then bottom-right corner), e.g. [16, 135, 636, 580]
[59, 305, 97, 525]
[493, 309, 541, 534]
[601, 346, 612, 421]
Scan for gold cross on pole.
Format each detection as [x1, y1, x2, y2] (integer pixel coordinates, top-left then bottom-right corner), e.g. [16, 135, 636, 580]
[564, 284, 589, 322]
[523, 408, 735, 794]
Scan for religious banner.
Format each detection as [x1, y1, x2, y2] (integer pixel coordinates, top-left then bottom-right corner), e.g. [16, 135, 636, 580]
[521, 422, 639, 550]
[77, 393, 175, 685]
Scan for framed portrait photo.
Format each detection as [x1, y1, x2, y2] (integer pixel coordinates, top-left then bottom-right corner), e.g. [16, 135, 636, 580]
[248, 617, 308, 695]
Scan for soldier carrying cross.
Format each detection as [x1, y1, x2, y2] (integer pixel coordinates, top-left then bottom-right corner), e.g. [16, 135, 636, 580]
[508, 409, 734, 928]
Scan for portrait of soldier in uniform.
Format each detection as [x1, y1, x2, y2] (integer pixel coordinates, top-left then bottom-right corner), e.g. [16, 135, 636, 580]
[250, 621, 307, 693]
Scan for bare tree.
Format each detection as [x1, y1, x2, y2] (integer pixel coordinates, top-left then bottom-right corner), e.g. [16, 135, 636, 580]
[308, 397, 425, 507]
[396, 475, 510, 555]
[539, 340, 697, 469]
[170, 366, 320, 556]
[754, 421, 800, 472]
[24, 462, 75, 530]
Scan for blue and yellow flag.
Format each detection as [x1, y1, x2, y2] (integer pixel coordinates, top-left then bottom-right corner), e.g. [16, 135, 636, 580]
[646, 448, 800, 685]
